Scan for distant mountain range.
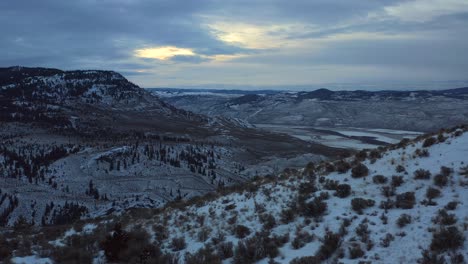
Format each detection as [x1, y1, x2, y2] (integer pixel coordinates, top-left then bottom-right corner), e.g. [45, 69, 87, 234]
[158, 86, 468, 132]
[149, 86, 468, 100]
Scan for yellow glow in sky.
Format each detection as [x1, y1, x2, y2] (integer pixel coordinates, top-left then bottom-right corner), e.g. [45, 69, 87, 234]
[207, 21, 315, 49]
[134, 46, 195, 60]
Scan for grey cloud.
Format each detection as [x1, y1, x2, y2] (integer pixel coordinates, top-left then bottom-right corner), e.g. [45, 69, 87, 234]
[1, 0, 467, 88]
[169, 55, 210, 64]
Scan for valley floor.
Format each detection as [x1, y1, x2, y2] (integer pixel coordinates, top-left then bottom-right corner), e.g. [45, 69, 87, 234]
[255, 124, 423, 150]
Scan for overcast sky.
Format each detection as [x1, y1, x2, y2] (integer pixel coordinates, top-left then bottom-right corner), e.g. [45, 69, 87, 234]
[2, 0, 468, 90]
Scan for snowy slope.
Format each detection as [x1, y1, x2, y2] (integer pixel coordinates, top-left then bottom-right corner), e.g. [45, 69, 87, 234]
[4, 125, 465, 264]
[119, 126, 467, 263]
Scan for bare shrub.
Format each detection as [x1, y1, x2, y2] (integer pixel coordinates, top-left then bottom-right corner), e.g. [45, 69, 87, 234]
[433, 174, 448, 187]
[260, 213, 276, 230]
[316, 231, 342, 260]
[335, 160, 351, 173]
[381, 186, 395, 198]
[234, 225, 251, 239]
[348, 243, 365, 259]
[334, 184, 351, 198]
[351, 163, 369, 178]
[217, 242, 234, 260]
[323, 179, 339, 190]
[440, 166, 453, 177]
[445, 201, 458, 210]
[185, 246, 221, 264]
[414, 169, 431, 180]
[380, 233, 395, 247]
[391, 176, 404, 187]
[351, 198, 375, 214]
[171, 237, 187, 251]
[422, 137, 437, 148]
[426, 187, 441, 201]
[290, 256, 321, 264]
[302, 197, 327, 218]
[414, 148, 430, 157]
[395, 165, 406, 173]
[280, 208, 296, 224]
[419, 250, 445, 264]
[430, 227, 464, 252]
[372, 175, 387, 184]
[292, 231, 314, 249]
[233, 232, 281, 264]
[379, 199, 395, 210]
[396, 214, 412, 228]
[396, 192, 416, 209]
[432, 209, 457, 226]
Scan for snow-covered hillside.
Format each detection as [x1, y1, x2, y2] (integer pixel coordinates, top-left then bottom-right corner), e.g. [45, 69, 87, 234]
[0, 67, 342, 232]
[2, 125, 466, 263]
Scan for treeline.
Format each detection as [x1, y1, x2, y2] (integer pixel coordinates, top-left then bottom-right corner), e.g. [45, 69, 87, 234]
[0, 190, 19, 226]
[0, 143, 79, 185]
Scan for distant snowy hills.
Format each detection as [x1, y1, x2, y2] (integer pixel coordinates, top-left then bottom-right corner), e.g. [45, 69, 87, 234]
[158, 87, 468, 132]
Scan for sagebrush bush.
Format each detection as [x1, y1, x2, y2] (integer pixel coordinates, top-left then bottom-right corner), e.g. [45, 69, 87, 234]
[396, 192, 416, 209]
[52, 244, 94, 264]
[397, 214, 412, 228]
[379, 199, 395, 210]
[100, 223, 129, 261]
[426, 187, 441, 201]
[101, 224, 177, 263]
[217, 242, 234, 260]
[372, 175, 388, 184]
[0, 234, 15, 261]
[323, 179, 339, 190]
[185, 246, 221, 264]
[414, 148, 430, 157]
[280, 208, 296, 224]
[391, 175, 404, 187]
[395, 165, 406, 173]
[234, 225, 251, 239]
[351, 198, 375, 214]
[419, 250, 445, 264]
[171, 236, 187, 251]
[380, 233, 395, 247]
[260, 213, 276, 230]
[292, 231, 314, 249]
[335, 160, 351, 173]
[433, 174, 448, 187]
[432, 209, 457, 226]
[422, 137, 437, 148]
[290, 256, 321, 264]
[369, 149, 381, 159]
[316, 231, 342, 260]
[348, 243, 365, 259]
[440, 166, 453, 177]
[430, 227, 464, 252]
[298, 181, 317, 195]
[334, 184, 351, 198]
[302, 197, 327, 218]
[414, 169, 431, 180]
[355, 222, 370, 243]
[381, 186, 395, 198]
[445, 201, 458, 210]
[351, 163, 369, 178]
[355, 150, 368, 161]
[233, 232, 281, 264]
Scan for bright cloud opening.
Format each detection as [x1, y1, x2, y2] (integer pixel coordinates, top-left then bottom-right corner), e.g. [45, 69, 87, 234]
[383, 0, 468, 22]
[134, 46, 195, 60]
[207, 21, 315, 49]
